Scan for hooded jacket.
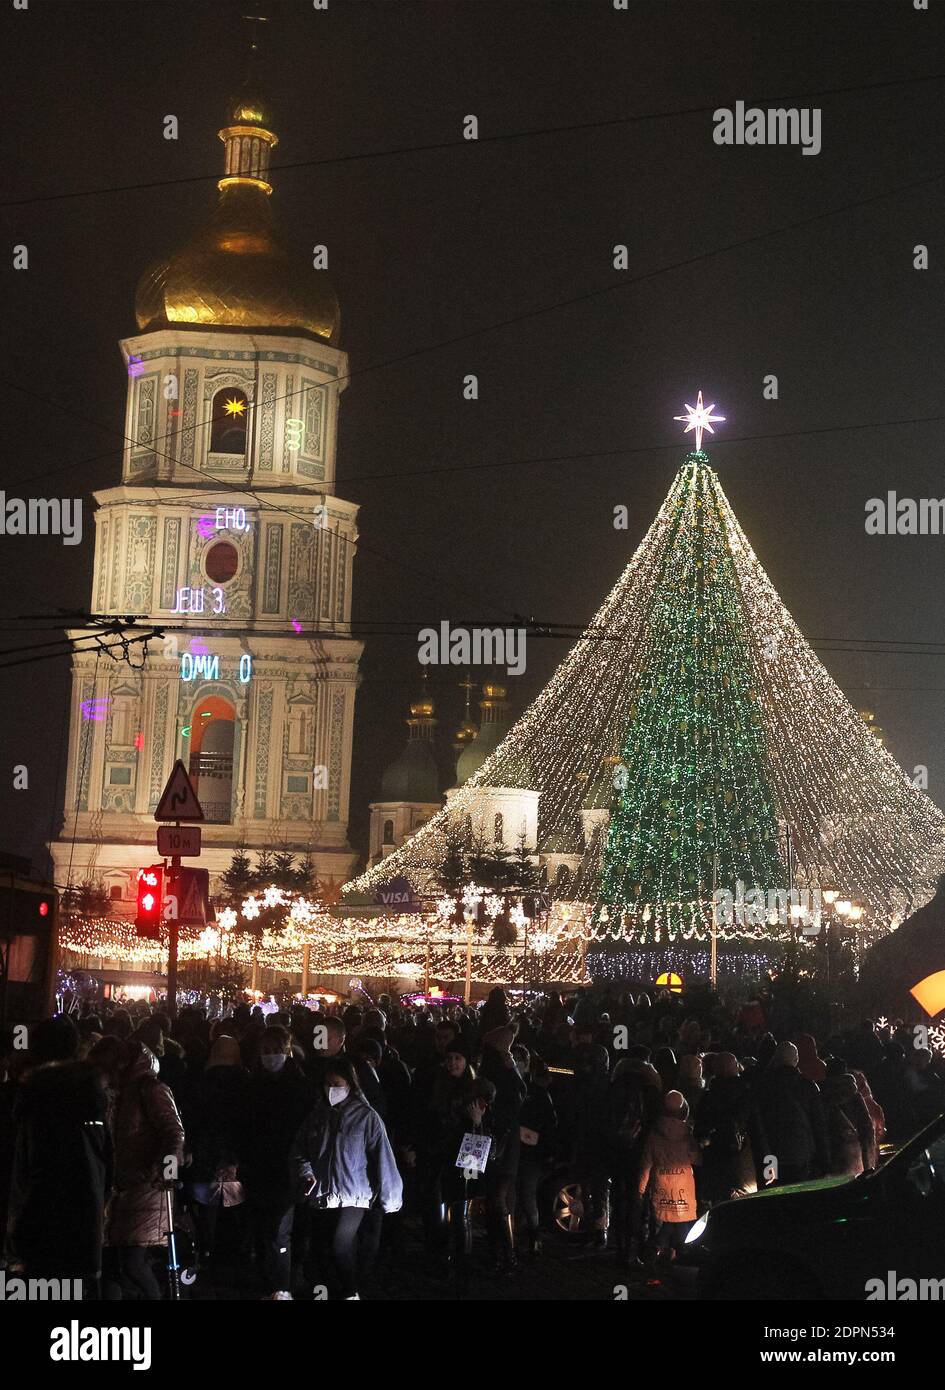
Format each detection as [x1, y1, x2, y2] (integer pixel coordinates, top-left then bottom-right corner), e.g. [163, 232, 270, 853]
[290, 1093, 403, 1213]
[637, 1113, 701, 1223]
[107, 1046, 184, 1247]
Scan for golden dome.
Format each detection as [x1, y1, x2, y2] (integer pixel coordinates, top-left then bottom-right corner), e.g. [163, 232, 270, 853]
[135, 104, 339, 343]
[228, 94, 273, 128]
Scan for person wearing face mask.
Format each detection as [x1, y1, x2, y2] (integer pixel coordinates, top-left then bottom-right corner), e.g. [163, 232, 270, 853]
[290, 1056, 403, 1300]
[241, 1027, 311, 1300]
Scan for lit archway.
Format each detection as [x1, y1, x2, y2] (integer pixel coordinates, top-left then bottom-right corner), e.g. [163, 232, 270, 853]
[187, 694, 235, 824]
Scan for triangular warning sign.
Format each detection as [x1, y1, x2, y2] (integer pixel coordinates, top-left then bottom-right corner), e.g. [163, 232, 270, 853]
[154, 759, 204, 822]
[176, 868, 211, 927]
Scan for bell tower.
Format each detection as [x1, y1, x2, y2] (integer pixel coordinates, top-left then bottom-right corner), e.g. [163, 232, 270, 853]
[49, 83, 363, 908]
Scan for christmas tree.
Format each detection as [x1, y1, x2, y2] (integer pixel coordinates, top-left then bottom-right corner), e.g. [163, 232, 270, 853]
[599, 451, 784, 919]
[346, 394, 945, 943]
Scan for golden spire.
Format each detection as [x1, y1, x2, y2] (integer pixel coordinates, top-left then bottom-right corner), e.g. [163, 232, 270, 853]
[408, 670, 436, 730]
[219, 14, 277, 195]
[134, 11, 340, 342]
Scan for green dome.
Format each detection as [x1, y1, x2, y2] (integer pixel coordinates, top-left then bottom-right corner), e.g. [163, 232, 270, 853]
[380, 740, 439, 803]
[456, 723, 501, 784]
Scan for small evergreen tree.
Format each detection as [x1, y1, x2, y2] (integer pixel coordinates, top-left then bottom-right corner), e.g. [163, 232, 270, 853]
[294, 853, 320, 897]
[435, 830, 467, 896]
[63, 880, 110, 917]
[467, 829, 495, 888]
[220, 851, 255, 906]
[254, 850, 274, 886]
[510, 831, 539, 892]
[272, 850, 298, 889]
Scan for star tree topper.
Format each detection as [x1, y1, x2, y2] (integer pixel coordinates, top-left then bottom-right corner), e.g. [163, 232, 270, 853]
[674, 390, 725, 452]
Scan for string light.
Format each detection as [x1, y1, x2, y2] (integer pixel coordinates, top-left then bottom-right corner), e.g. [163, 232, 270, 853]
[58, 889, 583, 985]
[344, 448, 945, 944]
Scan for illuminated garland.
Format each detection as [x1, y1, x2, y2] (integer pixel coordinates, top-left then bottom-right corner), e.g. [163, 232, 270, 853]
[587, 945, 783, 983]
[57, 889, 584, 985]
[345, 450, 945, 934]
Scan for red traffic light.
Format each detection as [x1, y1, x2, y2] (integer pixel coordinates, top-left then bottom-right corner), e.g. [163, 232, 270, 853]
[38, 901, 49, 917]
[135, 865, 164, 939]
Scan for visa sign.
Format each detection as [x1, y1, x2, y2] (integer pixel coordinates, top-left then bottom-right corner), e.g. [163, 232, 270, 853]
[374, 876, 419, 913]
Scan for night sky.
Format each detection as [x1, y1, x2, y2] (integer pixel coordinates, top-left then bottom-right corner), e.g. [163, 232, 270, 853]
[4, 0, 945, 880]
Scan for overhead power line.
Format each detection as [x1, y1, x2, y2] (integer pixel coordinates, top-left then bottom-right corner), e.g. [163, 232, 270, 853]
[4, 68, 944, 208]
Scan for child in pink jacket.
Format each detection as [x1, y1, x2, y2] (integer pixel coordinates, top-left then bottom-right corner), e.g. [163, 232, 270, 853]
[636, 1089, 702, 1262]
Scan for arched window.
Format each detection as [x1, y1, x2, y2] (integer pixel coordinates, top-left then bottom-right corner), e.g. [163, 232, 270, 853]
[494, 812, 504, 845]
[210, 389, 249, 455]
[109, 884, 123, 901]
[383, 819, 395, 844]
[187, 695, 235, 824]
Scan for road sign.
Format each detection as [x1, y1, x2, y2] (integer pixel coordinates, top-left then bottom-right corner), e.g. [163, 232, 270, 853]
[157, 824, 202, 857]
[176, 868, 213, 927]
[154, 760, 204, 823]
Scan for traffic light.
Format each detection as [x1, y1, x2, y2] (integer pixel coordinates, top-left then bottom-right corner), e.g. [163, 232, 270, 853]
[135, 865, 164, 939]
[0, 877, 56, 938]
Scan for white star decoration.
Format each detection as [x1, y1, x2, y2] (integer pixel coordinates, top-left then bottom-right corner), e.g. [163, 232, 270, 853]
[674, 390, 725, 452]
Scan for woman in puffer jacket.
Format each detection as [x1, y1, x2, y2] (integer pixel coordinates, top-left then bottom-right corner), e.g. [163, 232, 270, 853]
[290, 1055, 403, 1301]
[636, 1089, 701, 1263]
[106, 1039, 185, 1299]
[820, 1057, 875, 1177]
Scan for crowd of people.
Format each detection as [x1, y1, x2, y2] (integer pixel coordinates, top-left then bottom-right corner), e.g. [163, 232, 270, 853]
[1, 984, 943, 1300]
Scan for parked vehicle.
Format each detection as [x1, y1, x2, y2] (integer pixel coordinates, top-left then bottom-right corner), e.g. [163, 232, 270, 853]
[693, 1113, 945, 1299]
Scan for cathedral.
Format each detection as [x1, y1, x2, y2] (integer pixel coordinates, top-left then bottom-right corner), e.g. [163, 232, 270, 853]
[49, 89, 362, 908]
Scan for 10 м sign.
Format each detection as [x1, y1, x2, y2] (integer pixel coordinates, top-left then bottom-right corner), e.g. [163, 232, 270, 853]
[157, 825, 202, 857]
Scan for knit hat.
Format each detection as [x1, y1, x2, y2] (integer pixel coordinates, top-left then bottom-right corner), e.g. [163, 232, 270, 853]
[663, 1088, 689, 1119]
[772, 1041, 799, 1069]
[208, 1035, 242, 1068]
[713, 1051, 739, 1078]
